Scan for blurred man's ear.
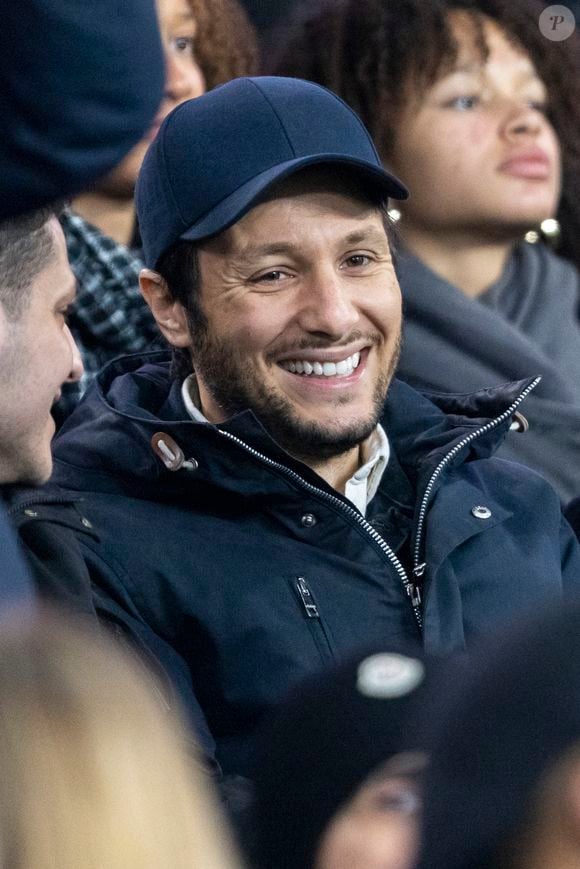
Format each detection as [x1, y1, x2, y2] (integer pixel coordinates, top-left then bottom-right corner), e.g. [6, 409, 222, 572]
[139, 269, 192, 349]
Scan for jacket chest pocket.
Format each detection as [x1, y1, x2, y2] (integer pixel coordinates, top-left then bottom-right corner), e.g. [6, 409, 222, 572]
[291, 576, 337, 665]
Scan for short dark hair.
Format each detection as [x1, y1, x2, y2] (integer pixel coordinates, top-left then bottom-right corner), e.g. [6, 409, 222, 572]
[273, 0, 580, 271]
[0, 205, 61, 319]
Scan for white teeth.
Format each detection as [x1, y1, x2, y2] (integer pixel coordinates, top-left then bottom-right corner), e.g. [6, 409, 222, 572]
[280, 351, 362, 377]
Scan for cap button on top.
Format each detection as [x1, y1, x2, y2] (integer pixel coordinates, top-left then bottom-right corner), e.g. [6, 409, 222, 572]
[471, 505, 492, 520]
[301, 513, 317, 528]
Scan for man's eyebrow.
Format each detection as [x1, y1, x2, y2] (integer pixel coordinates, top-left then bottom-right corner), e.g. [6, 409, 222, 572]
[235, 243, 296, 263]
[342, 227, 390, 247]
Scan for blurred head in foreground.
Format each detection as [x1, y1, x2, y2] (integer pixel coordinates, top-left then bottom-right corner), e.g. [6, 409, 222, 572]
[0, 610, 240, 869]
[253, 646, 432, 869]
[419, 599, 580, 869]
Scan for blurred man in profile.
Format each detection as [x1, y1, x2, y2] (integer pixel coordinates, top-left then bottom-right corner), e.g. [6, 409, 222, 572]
[0, 208, 84, 603]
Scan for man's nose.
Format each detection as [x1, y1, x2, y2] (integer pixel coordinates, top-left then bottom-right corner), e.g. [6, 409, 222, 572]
[297, 271, 359, 338]
[65, 325, 84, 383]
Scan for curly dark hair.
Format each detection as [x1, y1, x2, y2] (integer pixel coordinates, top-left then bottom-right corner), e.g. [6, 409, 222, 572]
[188, 0, 260, 87]
[272, 0, 580, 270]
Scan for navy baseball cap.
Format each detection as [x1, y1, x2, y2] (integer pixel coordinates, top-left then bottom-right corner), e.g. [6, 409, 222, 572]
[136, 76, 408, 268]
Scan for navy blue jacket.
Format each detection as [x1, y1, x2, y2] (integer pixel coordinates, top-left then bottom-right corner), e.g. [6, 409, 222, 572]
[0, 496, 34, 611]
[16, 352, 580, 776]
[566, 497, 580, 541]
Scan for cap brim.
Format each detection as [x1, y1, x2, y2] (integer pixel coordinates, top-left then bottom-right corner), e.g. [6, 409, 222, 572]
[179, 154, 408, 245]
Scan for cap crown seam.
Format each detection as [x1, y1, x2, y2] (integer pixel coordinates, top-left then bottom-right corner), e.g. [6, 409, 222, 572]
[248, 79, 298, 159]
[160, 104, 192, 230]
[315, 83, 384, 165]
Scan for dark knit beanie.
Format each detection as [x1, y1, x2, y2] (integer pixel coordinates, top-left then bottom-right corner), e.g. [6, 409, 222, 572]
[418, 597, 580, 869]
[252, 644, 432, 869]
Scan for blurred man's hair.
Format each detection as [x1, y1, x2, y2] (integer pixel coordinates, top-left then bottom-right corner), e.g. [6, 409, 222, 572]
[0, 205, 62, 319]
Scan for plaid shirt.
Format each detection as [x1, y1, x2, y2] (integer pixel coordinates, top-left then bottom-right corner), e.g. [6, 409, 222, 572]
[56, 208, 163, 422]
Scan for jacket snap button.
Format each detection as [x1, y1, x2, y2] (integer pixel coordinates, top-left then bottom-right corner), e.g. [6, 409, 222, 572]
[301, 513, 317, 528]
[23, 509, 38, 518]
[80, 517, 93, 529]
[471, 505, 492, 520]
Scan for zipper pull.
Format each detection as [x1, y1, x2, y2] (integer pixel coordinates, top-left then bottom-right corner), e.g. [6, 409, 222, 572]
[407, 584, 422, 607]
[296, 577, 320, 618]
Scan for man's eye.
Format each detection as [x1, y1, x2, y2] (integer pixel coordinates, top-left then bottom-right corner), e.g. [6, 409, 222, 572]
[343, 254, 371, 268]
[446, 94, 479, 110]
[254, 270, 286, 283]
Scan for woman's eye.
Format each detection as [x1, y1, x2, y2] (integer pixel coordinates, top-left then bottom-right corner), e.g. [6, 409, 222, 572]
[372, 789, 421, 815]
[527, 99, 548, 114]
[173, 36, 195, 55]
[446, 94, 480, 110]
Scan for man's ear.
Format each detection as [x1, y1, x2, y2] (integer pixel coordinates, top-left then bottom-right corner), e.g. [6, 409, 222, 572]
[139, 269, 192, 348]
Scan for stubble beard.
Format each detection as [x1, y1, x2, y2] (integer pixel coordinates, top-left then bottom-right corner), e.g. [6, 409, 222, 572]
[190, 328, 401, 463]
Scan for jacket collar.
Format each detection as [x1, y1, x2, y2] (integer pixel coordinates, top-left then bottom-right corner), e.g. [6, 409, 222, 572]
[52, 351, 538, 497]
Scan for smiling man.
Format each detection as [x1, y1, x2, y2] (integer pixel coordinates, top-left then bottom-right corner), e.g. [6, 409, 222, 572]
[21, 78, 580, 781]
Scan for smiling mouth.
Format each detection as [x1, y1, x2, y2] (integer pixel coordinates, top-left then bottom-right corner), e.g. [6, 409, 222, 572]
[278, 350, 362, 378]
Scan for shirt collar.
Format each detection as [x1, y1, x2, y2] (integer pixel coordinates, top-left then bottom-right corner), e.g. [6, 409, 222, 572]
[182, 374, 208, 424]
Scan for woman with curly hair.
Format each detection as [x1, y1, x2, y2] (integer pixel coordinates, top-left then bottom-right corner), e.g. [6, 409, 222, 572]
[274, 0, 580, 501]
[56, 0, 259, 421]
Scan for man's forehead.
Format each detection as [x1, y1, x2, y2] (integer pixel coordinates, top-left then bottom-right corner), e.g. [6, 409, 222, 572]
[201, 185, 387, 259]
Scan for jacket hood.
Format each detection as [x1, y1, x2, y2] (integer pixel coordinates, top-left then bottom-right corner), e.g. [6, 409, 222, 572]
[52, 351, 539, 498]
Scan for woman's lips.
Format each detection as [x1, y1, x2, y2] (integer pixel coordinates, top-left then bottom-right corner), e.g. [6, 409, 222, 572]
[498, 149, 551, 180]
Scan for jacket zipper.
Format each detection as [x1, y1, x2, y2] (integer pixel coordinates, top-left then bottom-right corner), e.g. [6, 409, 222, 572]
[411, 376, 540, 580]
[218, 429, 424, 632]
[295, 577, 335, 663]
[6, 494, 84, 518]
[217, 377, 540, 634]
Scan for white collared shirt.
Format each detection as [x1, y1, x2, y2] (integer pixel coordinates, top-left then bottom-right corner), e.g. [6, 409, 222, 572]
[181, 375, 389, 515]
